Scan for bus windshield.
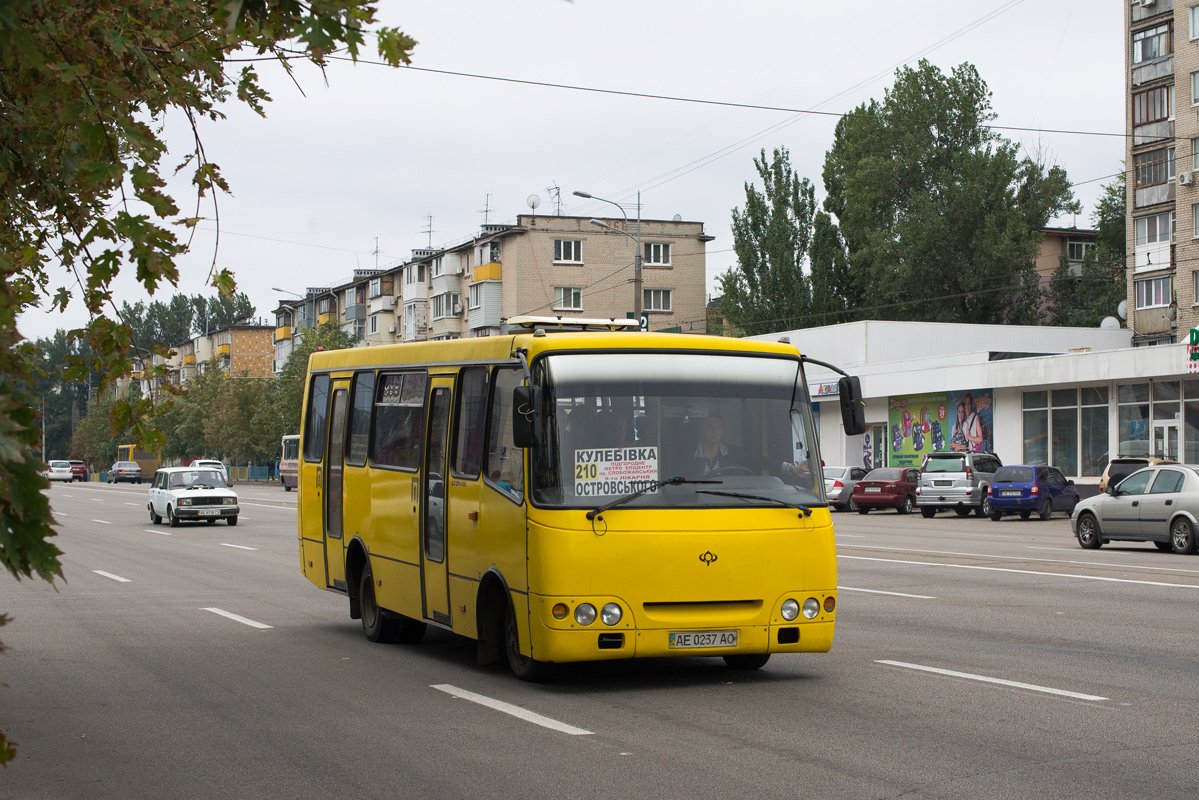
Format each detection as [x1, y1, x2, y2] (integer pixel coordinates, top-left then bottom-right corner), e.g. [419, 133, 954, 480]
[530, 352, 824, 510]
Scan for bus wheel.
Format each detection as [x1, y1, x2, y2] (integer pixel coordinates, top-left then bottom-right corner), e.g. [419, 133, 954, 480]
[724, 653, 770, 670]
[505, 603, 552, 682]
[359, 562, 399, 643]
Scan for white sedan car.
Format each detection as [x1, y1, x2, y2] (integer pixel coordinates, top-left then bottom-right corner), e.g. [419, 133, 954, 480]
[147, 466, 239, 527]
[42, 460, 73, 482]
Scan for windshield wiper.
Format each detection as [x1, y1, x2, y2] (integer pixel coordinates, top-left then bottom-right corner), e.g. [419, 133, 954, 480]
[694, 490, 812, 518]
[586, 476, 722, 520]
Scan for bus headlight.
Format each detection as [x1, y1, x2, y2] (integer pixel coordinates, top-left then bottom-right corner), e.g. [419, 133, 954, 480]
[600, 603, 622, 625]
[802, 598, 820, 619]
[780, 599, 800, 621]
[574, 604, 597, 626]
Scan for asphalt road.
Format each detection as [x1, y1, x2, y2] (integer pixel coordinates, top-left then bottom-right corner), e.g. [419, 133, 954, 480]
[4, 485, 1199, 799]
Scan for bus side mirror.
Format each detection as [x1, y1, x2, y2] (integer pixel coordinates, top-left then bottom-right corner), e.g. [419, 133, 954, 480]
[512, 385, 543, 449]
[838, 375, 866, 436]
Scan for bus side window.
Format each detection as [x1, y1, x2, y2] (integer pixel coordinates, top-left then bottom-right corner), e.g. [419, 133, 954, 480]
[453, 367, 489, 479]
[346, 371, 374, 466]
[303, 374, 331, 462]
[371, 372, 425, 470]
[486, 367, 524, 499]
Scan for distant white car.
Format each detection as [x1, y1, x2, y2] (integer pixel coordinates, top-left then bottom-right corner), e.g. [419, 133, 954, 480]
[148, 466, 239, 527]
[192, 459, 229, 481]
[42, 460, 73, 482]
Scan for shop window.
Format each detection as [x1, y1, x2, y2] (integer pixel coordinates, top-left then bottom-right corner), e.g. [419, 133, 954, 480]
[1080, 386, 1109, 478]
[1051, 389, 1078, 477]
[1118, 383, 1151, 458]
[1184, 380, 1199, 463]
[1022, 391, 1048, 466]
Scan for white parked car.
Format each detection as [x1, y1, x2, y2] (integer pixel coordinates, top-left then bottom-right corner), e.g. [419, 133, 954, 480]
[42, 460, 73, 482]
[148, 466, 239, 527]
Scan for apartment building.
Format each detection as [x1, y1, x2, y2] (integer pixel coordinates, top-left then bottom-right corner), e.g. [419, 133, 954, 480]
[210, 324, 276, 378]
[271, 211, 711, 364]
[1127, 0, 1193, 344]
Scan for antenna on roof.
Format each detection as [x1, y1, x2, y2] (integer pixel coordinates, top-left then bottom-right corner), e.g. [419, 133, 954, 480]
[547, 182, 562, 216]
[480, 193, 491, 226]
[421, 215, 435, 249]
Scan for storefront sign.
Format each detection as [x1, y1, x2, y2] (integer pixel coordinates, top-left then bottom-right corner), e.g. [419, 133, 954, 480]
[814, 382, 839, 397]
[887, 389, 995, 469]
[1189, 329, 1199, 373]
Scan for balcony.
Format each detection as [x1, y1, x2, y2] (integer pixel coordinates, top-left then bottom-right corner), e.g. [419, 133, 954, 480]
[1132, 57, 1172, 88]
[217, 343, 231, 356]
[275, 325, 292, 342]
[344, 304, 366, 321]
[183, 354, 197, 365]
[369, 296, 395, 314]
[318, 312, 336, 325]
[474, 262, 502, 282]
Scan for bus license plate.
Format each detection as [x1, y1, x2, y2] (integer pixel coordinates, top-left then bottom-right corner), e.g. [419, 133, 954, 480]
[668, 630, 738, 649]
[199, 509, 220, 516]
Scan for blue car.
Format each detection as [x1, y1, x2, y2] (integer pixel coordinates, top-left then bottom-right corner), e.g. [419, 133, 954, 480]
[988, 465, 1079, 521]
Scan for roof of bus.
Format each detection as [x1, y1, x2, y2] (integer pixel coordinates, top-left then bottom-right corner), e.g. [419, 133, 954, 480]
[305, 331, 803, 373]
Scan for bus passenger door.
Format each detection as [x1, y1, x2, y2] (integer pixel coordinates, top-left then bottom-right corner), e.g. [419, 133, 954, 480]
[324, 384, 350, 591]
[422, 381, 453, 626]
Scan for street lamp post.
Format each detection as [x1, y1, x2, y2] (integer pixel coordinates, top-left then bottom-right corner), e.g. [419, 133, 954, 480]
[573, 190, 643, 324]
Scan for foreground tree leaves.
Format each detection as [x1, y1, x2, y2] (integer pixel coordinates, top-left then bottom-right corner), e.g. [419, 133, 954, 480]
[0, 0, 415, 765]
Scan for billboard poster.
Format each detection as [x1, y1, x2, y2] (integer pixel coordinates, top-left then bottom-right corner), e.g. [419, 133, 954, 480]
[887, 389, 994, 468]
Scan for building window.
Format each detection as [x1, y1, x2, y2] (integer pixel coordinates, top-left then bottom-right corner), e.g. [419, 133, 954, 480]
[554, 240, 582, 263]
[405, 264, 426, 286]
[1133, 85, 1174, 125]
[554, 287, 582, 310]
[643, 288, 672, 311]
[1192, 5, 1199, 39]
[1066, 240, 1095, 262]
[1135, 211, 1176, 247]
[469, 283, 481, 310]
[644, 242, 671, 266]
[368, 314, 379, 335]
[369, 278, 382, 298]
[345, 288, 355, 308]
[431, 257, 444, 278]
[477, 241, 500, 265]
[317, 297, 332, 314]
[432, 292, 461, 319]
[1134, 147, 1175, 187]
[1135, 276, 1172, 309]
[1133, 23, 1172, 65]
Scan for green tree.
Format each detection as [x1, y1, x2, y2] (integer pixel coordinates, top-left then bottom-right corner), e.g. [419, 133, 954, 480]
[0, 1, 415, 764]
[808, 211, 856, 325]
[822, 60, 1080, 325]
[68, 392, 121, 468]
[192, 292, 256, 336]
[719, 147, 817, 336]
[1048, 173, 1128, 327]
[278, 322, 359, 436]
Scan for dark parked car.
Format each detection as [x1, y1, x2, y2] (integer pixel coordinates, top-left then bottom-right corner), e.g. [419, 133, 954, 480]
[107, 461, 143, 484]
[988, 465, 1079, 521]
[68, 460, 88, 482]
[852, 467, 920, 514]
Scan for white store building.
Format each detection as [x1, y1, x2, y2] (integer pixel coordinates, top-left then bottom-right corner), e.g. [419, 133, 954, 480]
[752, 321, 1199, 486]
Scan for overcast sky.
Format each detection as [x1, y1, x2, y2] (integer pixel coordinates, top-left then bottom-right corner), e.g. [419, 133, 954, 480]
[18, 0, 1121, 341]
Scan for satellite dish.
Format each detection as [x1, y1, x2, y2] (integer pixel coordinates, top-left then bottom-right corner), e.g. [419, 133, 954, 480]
[1117, 299, 1127, 320]
[672, 214, 682, 222]
[527, 194, 541, 210]
[1099, 316, 1120, 330]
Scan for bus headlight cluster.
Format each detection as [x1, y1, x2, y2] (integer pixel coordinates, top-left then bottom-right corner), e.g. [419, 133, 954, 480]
[780, 599, 800, 621]
[553, 602, 624, 626]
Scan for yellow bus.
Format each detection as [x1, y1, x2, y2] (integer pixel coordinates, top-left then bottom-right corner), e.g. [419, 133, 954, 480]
[297, 317, 865, 680]
[117, 443, 161, 476]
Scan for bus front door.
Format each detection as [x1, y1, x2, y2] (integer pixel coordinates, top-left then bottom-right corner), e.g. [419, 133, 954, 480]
[422, 381, 453, 626]
[323, 384, 350, 591]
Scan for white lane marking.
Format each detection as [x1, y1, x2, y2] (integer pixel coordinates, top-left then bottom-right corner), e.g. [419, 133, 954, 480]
[839, 586, 936, 599]
[123, 502, 140, 506]
[57, 512, 68, 516]
[62, 494, 73, 498]
[201, 608, 272, 629]
[836, 533, 865, 538]
[842, 543, 1199, 576]
[143, 529, 172, 536]
[876, 660, 1108, 702]
[839, 555, 1199, 590]
[431, 684, 593, 735]
[92, 570, 130, 583]
[220, 543, 257, 551]
[90, 498, 105, 502]
[92, 519, 111, 525]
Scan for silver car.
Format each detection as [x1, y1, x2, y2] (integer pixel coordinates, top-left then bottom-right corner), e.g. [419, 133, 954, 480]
[916, 451, 1003, 518]
[1071, 464, 1199, 554]
[824, 466, 869, 511]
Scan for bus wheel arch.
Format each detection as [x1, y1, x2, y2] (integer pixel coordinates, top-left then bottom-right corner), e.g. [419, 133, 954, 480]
[475, 570, 509, 667]
[345, 538, 369, 620]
